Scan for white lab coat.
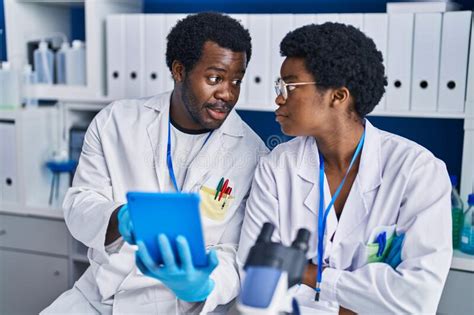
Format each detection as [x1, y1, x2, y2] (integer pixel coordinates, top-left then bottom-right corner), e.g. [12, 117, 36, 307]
[237, 120, 452, 314]
[47, 91, 268, 314]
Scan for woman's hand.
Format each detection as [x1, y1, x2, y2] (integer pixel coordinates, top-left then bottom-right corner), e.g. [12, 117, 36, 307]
[302, 262, 318, 288]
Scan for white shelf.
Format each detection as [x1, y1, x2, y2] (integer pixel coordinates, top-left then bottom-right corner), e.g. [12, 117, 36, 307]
[71, 254, 89, 263]
[0, 202, 63, 219]
[25, 84, 115, 103]
[236, 105, 466, 119]
[369, 110, 465, 119]
[451, 249, 474, 272]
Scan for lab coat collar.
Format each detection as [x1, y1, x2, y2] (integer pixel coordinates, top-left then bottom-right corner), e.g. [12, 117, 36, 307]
[143, 91, 244, 137]
[297, 119, 382, 193]
[144, 91, 244, 191]
[299, 120, 382, 218]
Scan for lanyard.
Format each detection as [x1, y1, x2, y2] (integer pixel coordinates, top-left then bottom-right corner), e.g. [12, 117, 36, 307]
[315, 129, 365, 301]
[166, 119, 213, 192]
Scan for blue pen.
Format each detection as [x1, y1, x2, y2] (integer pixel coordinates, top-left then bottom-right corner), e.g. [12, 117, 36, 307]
[376, 232, 387, 257]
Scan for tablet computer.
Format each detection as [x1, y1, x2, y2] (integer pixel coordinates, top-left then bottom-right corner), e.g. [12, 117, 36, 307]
[126, 192, 207, 267]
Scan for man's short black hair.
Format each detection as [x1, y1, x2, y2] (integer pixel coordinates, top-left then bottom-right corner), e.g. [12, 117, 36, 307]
[280, 23, 387, 117]
[166, 12, 252, 74]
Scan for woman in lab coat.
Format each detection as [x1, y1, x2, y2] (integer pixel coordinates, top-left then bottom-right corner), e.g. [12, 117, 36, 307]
[237, 23, 452, 314]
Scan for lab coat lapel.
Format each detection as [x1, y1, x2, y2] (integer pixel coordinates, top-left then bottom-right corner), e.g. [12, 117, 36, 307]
[299, 137, 319, 216]
[332, 120, 383, 244]
[144, 92, 172, 192]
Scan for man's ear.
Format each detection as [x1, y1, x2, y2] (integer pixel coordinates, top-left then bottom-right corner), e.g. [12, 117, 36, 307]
[171, 60, 186, 83]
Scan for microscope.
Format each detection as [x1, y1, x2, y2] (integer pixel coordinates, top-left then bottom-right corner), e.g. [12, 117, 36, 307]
[238, 222, 310, 315]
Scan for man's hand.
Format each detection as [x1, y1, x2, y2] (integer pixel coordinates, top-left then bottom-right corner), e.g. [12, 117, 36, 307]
[136, 234, 218, 302]
[105, 206, 122, 245]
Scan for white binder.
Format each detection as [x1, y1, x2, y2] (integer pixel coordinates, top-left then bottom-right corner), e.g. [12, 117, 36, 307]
[315, 14, 339, 24]
[144, 14, 167, 97]
[339, 13, 363, 29]
[438, 11, 472, 113]
[292, 14, 316, 29]
[411, 13, 442, 112]
[246, 15, 272, 109]
[386, 13, 414, 111]
[0, 121, 17, 203]
[228, 14, 249, 108]
[362, 13, 388, 113]
[363, 13, 388, 112]
[106, 15, 126, 99]
[164, 14, 187, 91]
[270, 14, 293, 107]
[124, 14, 145, 98]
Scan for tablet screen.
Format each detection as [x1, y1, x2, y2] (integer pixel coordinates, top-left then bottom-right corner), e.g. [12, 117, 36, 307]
[127, 192, 208, 267]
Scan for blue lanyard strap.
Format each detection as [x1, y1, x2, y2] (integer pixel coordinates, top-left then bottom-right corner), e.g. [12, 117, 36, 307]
[167, 119, 213, 192]
[315, 130, 365, 301]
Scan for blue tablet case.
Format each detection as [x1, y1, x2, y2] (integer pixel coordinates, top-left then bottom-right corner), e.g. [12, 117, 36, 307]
[126, 192, 207, 267]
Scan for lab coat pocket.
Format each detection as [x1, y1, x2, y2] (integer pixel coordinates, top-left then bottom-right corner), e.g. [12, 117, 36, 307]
[199, 185, 234, 221]
[365, 225, 396, 264]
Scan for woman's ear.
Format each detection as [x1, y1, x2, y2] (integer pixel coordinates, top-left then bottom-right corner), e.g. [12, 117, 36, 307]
[171, 60, 185, 83]
[331, 87, 350, 106]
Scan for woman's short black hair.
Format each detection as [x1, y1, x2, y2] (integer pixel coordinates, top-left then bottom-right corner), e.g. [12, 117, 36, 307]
[280, 23, 387, 117]
[166, 12, 252, 74]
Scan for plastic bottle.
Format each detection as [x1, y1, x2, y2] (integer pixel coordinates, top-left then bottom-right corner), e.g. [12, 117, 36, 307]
[460, 194, 474, 255]
[33, 41, 54, 84]
[22, 64, 39, 107]
[55, 42, 69, 85]
[450, 175, 464, 249]
[65, 40, 86, 85]
[0, 62, 20, 109]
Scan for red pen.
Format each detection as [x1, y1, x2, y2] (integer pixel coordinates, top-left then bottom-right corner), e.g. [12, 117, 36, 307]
[221, 187, 232, 209]
[218, 179, 229, 201]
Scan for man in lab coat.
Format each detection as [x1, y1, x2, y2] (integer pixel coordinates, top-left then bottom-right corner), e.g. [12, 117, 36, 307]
[237, 23, 452, 314]
[42, 12, 268, 314]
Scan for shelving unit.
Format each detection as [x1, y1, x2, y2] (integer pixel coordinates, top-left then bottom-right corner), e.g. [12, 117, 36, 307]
[4, 0, 143, 101]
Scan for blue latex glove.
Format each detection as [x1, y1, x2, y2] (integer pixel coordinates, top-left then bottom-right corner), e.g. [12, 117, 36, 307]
[384, 233, 405, 269]
[136, 234, 218, 302]
[117, 204, 135, 244]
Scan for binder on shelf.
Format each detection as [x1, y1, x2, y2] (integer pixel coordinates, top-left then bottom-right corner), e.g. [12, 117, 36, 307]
[339, 13, 364, 29]
[106, 15, 126, 99]
[245, 15, 272, 108]
[386, 13, 414, 111]
[270, 14, 293, 106]
[0, 121, 17, 203]
[410, 13, 442, 112]
[228, 14, 248, 108]
[292, 14, 316, 29]
[438, 11, 472, 113]
[315, 13, 339, 24]
[363, 13, 388, 112]
[145, 14, 168, 96]
[124, 14, 145, 98]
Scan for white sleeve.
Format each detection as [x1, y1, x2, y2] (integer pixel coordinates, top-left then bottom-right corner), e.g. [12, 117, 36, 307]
[236, 156, 280, 275]
[199, 201, 245, 313]
[321, 158, 452, 314]
[63, 106, 123, 258]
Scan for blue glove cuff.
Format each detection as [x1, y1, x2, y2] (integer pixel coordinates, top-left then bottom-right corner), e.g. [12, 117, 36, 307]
[174, 278, 215, 302]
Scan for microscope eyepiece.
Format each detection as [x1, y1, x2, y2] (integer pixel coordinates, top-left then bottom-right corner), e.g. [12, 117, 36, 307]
[291, 228, 310, 253]
[257, 222, 274, 243]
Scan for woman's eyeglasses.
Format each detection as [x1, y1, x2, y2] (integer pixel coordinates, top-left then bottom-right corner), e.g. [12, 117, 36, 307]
[274, 78, 318, 100]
